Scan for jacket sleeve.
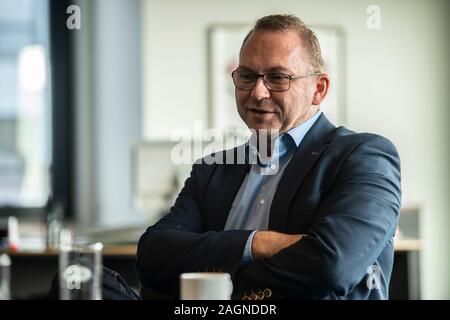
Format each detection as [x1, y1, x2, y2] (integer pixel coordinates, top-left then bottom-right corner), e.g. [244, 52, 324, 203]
[136, 163, 253, 296]
[232, 135, 402, 299]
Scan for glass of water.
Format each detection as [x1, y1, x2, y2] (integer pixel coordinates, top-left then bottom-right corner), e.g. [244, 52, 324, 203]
[59, 242, 103, 300]
[0, 252, 11, 300]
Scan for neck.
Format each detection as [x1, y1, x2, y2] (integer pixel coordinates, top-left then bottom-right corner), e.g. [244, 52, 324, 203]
[254, 129, 279, 157]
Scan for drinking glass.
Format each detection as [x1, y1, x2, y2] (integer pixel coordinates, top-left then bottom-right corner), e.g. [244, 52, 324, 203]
[59, 242, 103, 300]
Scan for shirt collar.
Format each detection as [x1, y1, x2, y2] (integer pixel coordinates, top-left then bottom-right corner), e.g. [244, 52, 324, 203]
[283, 110, 322, 147]
[245, 110, 322, 166]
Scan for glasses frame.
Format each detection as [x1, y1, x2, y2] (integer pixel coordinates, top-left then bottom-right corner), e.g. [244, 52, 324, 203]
[231, 69, 322, 92]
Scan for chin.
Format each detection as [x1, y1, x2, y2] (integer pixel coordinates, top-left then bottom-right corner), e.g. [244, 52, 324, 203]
[246, 122, 280, 133]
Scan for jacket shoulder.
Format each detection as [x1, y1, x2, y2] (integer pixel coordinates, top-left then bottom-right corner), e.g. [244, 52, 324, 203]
[332, 126, 398, 153]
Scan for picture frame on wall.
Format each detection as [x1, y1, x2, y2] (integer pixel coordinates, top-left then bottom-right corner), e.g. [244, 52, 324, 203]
[311, 25, 346, 126]
[207, 24, 346, 141]
[207, 24, 252, 146]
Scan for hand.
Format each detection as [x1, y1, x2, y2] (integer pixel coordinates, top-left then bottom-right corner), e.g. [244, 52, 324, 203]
[251, 231, 303, 260]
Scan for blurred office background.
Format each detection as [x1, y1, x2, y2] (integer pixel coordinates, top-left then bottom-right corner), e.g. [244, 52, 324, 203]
[0, 0, 449, 299]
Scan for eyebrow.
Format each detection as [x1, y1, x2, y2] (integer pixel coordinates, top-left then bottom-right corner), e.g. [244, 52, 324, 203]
[237, 65, 292, 74]
[266, 66, 292, 73]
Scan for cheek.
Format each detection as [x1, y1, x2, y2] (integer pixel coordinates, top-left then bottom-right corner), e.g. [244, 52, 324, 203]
[235, 90, 247, 108]
[275, 92, 304, 121]
[300, 83, 315, 102]
[271, 94, 288, 116]
[288, 86, 310, 109]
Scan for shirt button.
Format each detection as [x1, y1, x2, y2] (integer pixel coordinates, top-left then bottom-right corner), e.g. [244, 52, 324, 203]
[270, 164, 276, 170]
[259, 198, 265, 205]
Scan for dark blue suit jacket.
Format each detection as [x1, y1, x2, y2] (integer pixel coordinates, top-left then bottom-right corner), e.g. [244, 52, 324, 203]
[136, 114, 402, 300]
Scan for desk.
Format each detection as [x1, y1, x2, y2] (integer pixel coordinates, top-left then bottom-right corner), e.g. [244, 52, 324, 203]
[7, 240, 422, 300]
[8, 245, 140, 300]
[9, 244, 138, 257]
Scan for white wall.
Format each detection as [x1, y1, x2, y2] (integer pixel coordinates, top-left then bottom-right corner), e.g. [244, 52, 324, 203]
[141, 0, 450, 299]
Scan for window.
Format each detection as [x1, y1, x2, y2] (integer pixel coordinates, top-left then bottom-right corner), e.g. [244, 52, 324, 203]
[0, 0, 72, 217]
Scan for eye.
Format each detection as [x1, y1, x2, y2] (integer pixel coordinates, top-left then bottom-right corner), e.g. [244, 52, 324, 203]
[267, 73, 289, 83]
[237, 72, 256, 82]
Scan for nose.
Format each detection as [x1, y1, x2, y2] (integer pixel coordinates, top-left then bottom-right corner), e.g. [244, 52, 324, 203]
[250, 76, 271, 101]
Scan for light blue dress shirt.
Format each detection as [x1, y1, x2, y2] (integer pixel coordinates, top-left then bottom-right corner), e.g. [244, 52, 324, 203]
[224, 111, 323, 263]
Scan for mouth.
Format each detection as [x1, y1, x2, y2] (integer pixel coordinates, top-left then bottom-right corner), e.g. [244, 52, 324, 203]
[248, 108, 276, 115]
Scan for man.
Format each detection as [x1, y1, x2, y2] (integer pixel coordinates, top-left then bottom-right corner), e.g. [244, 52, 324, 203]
[136, 14, 401, 300]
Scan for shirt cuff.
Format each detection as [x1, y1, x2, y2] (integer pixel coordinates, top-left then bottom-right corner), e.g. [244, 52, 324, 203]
[241, 230, 258, 264]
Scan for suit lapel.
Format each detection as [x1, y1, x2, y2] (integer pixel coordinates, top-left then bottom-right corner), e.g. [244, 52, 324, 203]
[269, 113, 336, 231]
[208, 146, 250, 231]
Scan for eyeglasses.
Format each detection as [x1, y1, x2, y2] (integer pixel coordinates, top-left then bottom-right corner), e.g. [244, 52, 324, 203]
[231, 69, 321, 92]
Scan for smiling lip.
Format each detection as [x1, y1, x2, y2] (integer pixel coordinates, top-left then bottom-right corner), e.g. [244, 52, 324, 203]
[248, 108, 276, 114]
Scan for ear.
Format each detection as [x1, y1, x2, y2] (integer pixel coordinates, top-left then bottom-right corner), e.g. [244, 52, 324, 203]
[311, 74, 330, 105]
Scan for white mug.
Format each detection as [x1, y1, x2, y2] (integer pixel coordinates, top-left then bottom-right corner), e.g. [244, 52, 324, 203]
[180, 272, 233, 300]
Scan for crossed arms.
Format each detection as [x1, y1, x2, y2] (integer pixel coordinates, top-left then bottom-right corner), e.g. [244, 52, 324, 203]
[136, 135, 401, 299]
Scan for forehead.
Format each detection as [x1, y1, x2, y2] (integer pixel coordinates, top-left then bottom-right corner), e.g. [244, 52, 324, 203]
[239, 29, 307, 73]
